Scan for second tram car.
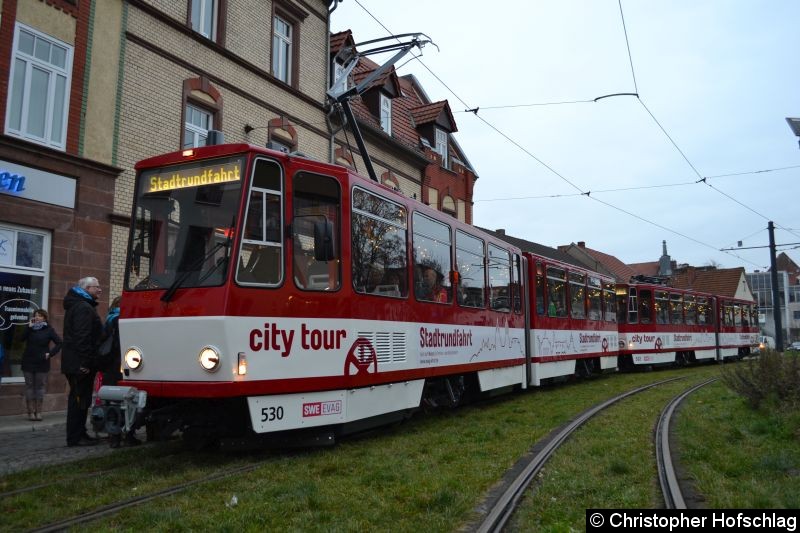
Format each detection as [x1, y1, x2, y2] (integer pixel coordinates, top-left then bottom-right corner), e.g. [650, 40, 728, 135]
[526, 254, 618, 385]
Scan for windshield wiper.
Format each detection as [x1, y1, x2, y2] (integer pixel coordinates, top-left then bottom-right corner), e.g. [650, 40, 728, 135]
[161, 218, 236, 303]
[160, 241, 227, 302]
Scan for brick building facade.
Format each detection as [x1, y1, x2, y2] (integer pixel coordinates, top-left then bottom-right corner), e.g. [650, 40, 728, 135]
[0, 0, 121, 415]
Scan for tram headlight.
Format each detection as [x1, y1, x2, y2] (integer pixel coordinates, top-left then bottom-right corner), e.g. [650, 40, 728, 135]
[199, 346, 221, 372]
[125, 347, 143, 371]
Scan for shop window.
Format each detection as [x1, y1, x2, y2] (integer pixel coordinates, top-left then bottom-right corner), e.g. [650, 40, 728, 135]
[5, 24, 73, 150]
[0, 224, 51, 382]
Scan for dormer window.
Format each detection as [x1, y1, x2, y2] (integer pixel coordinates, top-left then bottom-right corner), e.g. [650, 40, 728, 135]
[380, 93, 391, 135]
[435, 128, 448, 168]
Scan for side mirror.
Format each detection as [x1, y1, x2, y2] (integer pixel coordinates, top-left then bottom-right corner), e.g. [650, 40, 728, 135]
[314, 219, 335, 261]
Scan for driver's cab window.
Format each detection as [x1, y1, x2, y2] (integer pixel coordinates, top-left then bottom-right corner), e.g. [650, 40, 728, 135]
[237, 158, 283, 285]
[292, 172, 340, 290]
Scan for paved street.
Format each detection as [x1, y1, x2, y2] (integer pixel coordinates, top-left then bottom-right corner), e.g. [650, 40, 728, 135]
[0, 411, 145, 476]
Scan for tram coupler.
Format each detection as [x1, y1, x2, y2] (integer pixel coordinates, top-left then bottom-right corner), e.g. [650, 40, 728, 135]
[91, 385, 148, 437]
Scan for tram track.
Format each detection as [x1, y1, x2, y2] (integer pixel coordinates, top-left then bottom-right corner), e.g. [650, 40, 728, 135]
[656, 377, 717, 510]
[27, 459, 271, 533]
[472, 376, 686, 533]
[0, 446, 183, 500]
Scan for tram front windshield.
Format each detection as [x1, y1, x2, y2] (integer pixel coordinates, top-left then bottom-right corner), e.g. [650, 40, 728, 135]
[125, 155, 245, 291]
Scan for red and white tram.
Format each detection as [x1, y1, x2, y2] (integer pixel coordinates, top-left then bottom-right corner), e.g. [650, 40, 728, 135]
[715, 296, 759, 359]
[615, 282, 758, 369]
[117, 143, 529, 443]
[525, 254, 619, 385]
[616, 283, 718, 368]
[103, 141, 760, 445]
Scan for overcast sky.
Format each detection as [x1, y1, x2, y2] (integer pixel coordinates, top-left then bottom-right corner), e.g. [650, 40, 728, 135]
[330, 0, 800, 272]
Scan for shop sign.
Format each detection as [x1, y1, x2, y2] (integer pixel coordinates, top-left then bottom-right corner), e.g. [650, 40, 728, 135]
[0, 160, 76, 209]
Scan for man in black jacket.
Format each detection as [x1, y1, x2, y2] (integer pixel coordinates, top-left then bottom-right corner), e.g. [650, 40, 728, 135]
[62, 277, 103, 447]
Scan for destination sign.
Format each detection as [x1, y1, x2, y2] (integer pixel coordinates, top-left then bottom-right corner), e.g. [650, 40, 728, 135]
[147, 162, 241, 193]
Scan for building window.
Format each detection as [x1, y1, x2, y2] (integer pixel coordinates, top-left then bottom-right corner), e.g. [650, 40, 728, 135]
[435, 128, 448, 168]
[0, 223, 51, 383]
[272, 15, 293, 84]
[190, 0, 217, 40]
[183, 104, 212, 148]
[5, 24, 73, 150]
[380, 93, 391, 134]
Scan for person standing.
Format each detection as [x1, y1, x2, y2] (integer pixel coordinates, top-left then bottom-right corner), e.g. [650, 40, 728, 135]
[62, 277, 103, 447]
[21, 309, 62, 421]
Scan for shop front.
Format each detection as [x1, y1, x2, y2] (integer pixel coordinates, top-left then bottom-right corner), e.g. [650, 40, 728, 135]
[0, 136, 120, 416]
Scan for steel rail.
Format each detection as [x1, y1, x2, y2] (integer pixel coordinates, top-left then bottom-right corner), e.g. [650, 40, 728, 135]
[656, 377, 717, 509]
[28, 460, 270, 533]
[475, 376, 685, 533]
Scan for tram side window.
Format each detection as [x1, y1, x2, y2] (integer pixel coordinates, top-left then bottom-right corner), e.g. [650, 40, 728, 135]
[547, 267, 567, 317]
[536, 262, 545, 315]
[512, 254, 522, 313]
[604, 281, 617, 322]
[569, 273, 586, 319]
[697, 297, 710, 325]
[734, 304, 742, 327]
[750, 305, 757, 327]
[655, 291, 669, 324]
[627, 287, 638, 324]
[351, 188, 408, 298]
[638, 289, 652, 324]
[455, 230, 484, 307]
[615, 287, 627, 323]
[587, 276, 602, 320]
[684, 295, 697, 325]
[413, 213, 452, 304]
[724, 304, 734, 326]
[293, 172, 341, 291]
[488, 244, 511, 312]
[670, 293, 684, 324]
[237, 159, 283, 286]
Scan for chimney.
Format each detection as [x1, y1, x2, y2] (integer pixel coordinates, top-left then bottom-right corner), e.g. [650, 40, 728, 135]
[577, 241, 585, 248]
[495, 229, 505, 235]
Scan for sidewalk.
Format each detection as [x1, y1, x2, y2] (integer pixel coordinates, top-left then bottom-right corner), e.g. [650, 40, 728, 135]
[0, 410, 145, 477]
[0, 409, 67, 434]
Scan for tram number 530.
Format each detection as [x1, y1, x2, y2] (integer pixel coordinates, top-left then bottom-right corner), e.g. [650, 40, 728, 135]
[261, 406, 284, 422]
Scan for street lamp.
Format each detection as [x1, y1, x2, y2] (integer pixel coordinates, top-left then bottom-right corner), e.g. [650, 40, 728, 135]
[787, 117, 800, 149]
